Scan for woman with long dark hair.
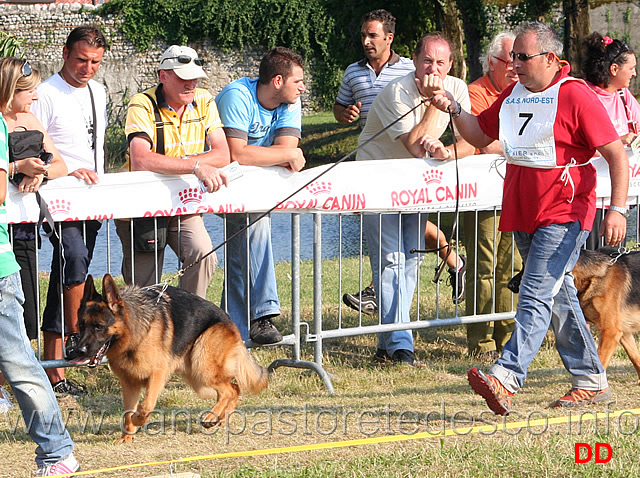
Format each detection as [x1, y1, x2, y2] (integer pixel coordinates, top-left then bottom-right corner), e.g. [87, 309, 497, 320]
[582, 32, 640, 145]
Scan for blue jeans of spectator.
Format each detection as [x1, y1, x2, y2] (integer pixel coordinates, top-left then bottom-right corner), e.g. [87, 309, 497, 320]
[490, 222, 607, 393]
[221, 213, 280, 340]
[363, 212, 426, 356]
[0, 272, 74, 466]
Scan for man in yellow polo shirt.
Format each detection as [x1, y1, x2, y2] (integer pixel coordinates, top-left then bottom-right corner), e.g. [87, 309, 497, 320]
[117, 45, 230, 298]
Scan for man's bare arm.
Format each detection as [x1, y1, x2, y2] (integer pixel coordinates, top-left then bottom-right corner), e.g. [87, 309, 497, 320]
[226, 135, 305, 172]
[597, 139, 629, 246]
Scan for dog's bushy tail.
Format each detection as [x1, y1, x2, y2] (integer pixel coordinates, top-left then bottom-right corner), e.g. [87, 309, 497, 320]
[231, 344, 269, 395]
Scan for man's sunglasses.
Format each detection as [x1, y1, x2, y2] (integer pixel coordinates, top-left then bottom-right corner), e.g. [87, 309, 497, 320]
[161, 55, 204, 66]
[22, 60, 32, 77]
[509, 51, 549, 62]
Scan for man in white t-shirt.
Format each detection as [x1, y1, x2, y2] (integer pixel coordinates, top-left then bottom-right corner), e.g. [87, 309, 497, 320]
[342, 30, 474, 319]
[31, 24, 108, 397]
[356, 32, 473, 366]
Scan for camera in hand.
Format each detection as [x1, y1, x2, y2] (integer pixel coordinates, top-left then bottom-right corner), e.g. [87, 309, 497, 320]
[39, 151, 53, 165]
[9, 151, 54, 187]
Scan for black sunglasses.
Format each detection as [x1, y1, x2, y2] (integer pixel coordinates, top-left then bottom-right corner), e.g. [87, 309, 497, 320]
[161, 55, 204, 66]
[610, 41, 632, 64]
[22, 60, 32, 77]
[509, 51, 549, 62]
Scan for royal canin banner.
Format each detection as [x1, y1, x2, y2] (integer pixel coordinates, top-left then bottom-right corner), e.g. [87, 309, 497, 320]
[6, 152, 640, 224]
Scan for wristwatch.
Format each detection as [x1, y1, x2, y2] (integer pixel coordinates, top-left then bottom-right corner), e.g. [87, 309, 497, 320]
[609, 205, 629, 218]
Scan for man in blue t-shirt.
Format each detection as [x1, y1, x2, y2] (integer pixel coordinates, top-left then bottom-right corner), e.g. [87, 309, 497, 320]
[216, 46, 306, 344]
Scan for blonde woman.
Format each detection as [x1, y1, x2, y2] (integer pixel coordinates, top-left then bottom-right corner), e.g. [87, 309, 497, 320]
[0, 58, 68, 403]
[0, 57, 67, 341]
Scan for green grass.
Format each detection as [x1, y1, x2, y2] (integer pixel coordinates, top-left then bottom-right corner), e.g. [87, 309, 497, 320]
[300, 112, 359, 167]
[3, 256, 640, 477]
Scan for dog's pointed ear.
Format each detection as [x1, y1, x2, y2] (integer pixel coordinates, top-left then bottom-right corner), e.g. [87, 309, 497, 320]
[82, 275, 101, 303]
[102, 274, 124, 312]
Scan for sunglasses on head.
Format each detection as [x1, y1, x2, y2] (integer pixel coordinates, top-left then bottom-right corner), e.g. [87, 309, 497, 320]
[509, 51, 549, 62]
[162, 55, 205, 66]
[610, 41, 632, 64]
[22, 60, 32, 77]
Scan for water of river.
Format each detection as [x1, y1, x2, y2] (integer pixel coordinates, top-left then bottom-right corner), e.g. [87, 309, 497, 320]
[37, 213, 366, 277]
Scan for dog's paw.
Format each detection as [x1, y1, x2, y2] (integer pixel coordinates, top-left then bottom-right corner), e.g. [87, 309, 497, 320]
[200, 412, 221, 428]
[116, 434, 135, 444]
[131, 411, 149, 427]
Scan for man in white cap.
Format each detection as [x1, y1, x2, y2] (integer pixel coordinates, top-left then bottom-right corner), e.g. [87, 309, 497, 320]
[116, 45, 230, 297]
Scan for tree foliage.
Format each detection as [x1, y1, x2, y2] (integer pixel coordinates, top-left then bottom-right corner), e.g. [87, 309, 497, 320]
[98, 0, 582, 109]
[98, 0, 439, 109]
[0, 31, 24, 58]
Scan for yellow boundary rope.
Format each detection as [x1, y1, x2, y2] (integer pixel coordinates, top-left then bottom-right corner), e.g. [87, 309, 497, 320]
[47, 407, 640, 477]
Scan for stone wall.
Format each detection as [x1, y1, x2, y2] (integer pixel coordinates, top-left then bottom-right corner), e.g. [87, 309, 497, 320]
[590, 1, 639, 93]
[0, 3, 316, 116]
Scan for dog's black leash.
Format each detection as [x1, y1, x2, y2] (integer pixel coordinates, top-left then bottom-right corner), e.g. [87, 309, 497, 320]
[156, 95, 435, 292]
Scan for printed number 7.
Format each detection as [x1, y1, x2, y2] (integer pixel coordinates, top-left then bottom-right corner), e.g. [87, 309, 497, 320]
[518, 113, 533, 135]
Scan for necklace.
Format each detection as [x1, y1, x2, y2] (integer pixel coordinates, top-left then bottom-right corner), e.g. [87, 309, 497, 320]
[59, 72, 95, 150]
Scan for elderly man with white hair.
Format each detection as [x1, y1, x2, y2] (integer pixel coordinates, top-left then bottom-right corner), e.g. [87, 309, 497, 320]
[463, 31, 523, 359]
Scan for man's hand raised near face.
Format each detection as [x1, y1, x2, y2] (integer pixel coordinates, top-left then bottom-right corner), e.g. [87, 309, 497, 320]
[415, 74, 444, 100]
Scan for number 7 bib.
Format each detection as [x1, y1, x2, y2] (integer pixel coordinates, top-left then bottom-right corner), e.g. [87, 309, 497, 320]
[499, 77, 578, 169]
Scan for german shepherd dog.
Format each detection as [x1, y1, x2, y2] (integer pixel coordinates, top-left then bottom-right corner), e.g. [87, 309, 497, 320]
[572, 247, 640, 384]
[69, 274, 269, 443]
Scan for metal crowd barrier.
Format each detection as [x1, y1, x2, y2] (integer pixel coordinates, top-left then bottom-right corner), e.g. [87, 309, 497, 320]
[15, 208, 525, 395]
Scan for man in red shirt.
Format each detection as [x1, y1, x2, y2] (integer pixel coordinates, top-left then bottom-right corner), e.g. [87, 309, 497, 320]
[432, 21, 628, 415]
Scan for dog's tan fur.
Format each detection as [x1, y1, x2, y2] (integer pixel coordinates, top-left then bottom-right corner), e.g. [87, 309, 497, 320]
[76, 274, 268, 442]
[573, 249, 640, 384]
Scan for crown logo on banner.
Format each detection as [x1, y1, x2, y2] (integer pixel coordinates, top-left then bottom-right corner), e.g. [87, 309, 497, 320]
[306, 181, 332, 196]
[178, 187, 203, 205]
[48, 199, 71, 218]
[423, 169, 443, 185]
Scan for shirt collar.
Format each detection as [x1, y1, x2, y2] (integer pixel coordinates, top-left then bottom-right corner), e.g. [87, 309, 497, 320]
[155, 83, 197, 111]
[357, 50, 402, 68]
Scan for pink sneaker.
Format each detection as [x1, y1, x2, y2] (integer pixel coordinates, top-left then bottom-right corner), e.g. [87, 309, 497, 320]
[34, 453, 80, 477]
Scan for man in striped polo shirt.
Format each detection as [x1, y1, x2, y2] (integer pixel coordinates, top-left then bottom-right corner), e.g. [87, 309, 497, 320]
[117, 45, 230, 298]
[333, 9, 415, 128]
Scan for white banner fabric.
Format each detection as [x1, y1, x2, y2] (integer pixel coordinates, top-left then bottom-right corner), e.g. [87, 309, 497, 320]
[7, 151, 640, 224]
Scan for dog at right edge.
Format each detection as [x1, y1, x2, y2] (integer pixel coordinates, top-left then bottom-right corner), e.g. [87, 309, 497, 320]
[69, 274, 269, 442]
[572, 247, 640, 384]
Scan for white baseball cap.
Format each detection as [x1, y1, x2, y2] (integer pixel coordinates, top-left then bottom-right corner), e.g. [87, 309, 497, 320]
[159, 45, 207, 80]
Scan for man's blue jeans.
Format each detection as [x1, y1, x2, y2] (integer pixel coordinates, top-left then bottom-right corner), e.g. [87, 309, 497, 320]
[221, 213, 281, 340]
[363, 213, 426, 356]
[0, 272, 74, 466]
[490, 222, 608, 393]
